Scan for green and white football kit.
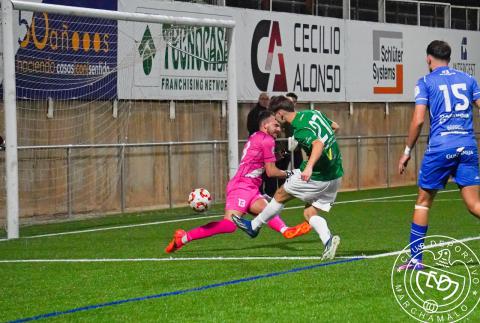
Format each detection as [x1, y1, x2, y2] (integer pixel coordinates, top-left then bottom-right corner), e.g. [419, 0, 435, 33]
[283, 110, 343, 212]
[232, 109, 343, 259]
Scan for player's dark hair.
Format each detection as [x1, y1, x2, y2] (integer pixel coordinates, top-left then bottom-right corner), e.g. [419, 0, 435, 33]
[269, 95, 295, 113]
[257, 110, 274, 128]
[426, 40, 451, 62]
[285, 92, 298, 101]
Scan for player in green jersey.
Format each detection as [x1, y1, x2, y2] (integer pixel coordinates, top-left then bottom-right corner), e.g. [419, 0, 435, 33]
[233, 95, 343, 259]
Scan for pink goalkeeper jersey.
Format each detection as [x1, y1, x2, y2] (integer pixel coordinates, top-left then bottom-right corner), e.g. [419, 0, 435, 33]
[229, 131, 277, 188]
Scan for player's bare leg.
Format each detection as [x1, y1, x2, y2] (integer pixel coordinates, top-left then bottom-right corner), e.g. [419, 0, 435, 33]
[412, 188, 436, 225]
[223, 210, 245, 221]
[165, 211, 239, 253]
[249, 198, 268, 215]
[272, 185, 294, 204]
[459, 185, 480, 219]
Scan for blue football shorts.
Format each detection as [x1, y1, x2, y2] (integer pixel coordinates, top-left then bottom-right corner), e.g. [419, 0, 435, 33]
[418, 146, 480, 189]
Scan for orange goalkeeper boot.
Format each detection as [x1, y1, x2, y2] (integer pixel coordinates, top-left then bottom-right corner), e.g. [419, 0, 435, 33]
[165, 229, 187, 253]
[282, 221, 311, 239]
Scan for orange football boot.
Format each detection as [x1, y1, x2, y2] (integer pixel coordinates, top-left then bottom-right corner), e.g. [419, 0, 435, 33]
[282, 221, 311, 239]
[165, 229, 187, 253]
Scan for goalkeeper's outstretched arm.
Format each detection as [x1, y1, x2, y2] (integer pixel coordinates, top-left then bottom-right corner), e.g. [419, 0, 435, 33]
[265, 162, 292, 179]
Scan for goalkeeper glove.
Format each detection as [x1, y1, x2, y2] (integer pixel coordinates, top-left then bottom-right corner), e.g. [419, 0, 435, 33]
[288, 136, 298, 151]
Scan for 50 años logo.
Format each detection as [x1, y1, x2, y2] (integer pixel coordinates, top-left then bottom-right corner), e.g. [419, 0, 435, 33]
[18, 11, 110, 53]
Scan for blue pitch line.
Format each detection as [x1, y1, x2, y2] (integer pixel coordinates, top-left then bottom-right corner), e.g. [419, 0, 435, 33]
[7, 257, 363, 322]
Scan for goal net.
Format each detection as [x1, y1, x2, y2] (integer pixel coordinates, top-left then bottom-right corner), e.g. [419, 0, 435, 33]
[0, 0, 236, 238]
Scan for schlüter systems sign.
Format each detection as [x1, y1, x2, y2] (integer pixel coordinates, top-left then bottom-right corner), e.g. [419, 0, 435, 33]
[6, 0, 117, 100]
[345, 21, 480, 102]
[241, 11, 345, 101]
[371, 30, 404, 95]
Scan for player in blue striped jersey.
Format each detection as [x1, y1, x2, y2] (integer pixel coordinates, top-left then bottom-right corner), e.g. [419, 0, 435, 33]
[398, 40, 480, 270]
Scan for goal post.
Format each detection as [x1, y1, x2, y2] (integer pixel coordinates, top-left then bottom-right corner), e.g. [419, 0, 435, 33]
[2, 0, 20, 239]
[2, 0, 238, 239]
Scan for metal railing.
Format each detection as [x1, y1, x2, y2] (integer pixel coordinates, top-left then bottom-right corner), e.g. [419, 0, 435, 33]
[337, 134, 423, 191]
[17, 140, 230, 214]
[8, 133, 435, 216]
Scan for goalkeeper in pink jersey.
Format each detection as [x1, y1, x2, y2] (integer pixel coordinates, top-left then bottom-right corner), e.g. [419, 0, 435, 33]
[165, 111, 311, 253]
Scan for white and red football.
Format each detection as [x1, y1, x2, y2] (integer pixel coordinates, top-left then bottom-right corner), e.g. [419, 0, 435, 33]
[188, 188, 212, 212]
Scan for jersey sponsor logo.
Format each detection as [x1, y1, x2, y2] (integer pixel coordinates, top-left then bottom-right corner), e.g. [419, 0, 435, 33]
[446, 148, 473, 159]
[372, 30, 404, 95]
[440, 69, 456, 76]
[440, 131, 468, 136]
[439, 114, 452, 125]
[438, 113, 469, 125]
[446, 125, 464, 131]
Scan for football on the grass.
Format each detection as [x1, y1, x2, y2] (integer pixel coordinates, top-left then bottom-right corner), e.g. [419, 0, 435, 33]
[188, 188, 211, 212]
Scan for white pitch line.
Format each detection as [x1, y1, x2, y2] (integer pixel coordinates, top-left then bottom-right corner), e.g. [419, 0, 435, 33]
[0, 256, 326, 263]
[1, 235, 478, 264]
[338, 235, 480, 259]
[334, 189, 457, 205]
[283, 189, 458, 210]
[0, 214, 223, 242]
[355, 198, 463, 203]
[0, 189, 459, 242]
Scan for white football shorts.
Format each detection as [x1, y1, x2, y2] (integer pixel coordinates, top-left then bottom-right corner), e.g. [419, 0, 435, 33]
[283, 169, 341, 212]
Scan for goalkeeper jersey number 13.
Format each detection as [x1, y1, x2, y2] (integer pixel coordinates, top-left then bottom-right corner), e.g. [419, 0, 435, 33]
[291, 110, 344, 181]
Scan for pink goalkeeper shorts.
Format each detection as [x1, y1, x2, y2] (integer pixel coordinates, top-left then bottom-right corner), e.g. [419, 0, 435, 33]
[225, 182, 263, 213]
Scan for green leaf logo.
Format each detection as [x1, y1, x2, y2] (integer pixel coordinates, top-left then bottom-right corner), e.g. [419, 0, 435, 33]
[138, 25, 156, 75]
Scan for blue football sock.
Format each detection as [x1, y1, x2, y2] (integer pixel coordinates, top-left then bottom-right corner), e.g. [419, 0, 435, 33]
[410, 222, 428, 262]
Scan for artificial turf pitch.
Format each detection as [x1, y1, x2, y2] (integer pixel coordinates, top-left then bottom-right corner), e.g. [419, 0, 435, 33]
[0, 184, 479, 322]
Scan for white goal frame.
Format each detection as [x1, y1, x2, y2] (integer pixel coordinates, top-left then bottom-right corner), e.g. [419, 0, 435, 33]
[2, 0, 238, 239]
